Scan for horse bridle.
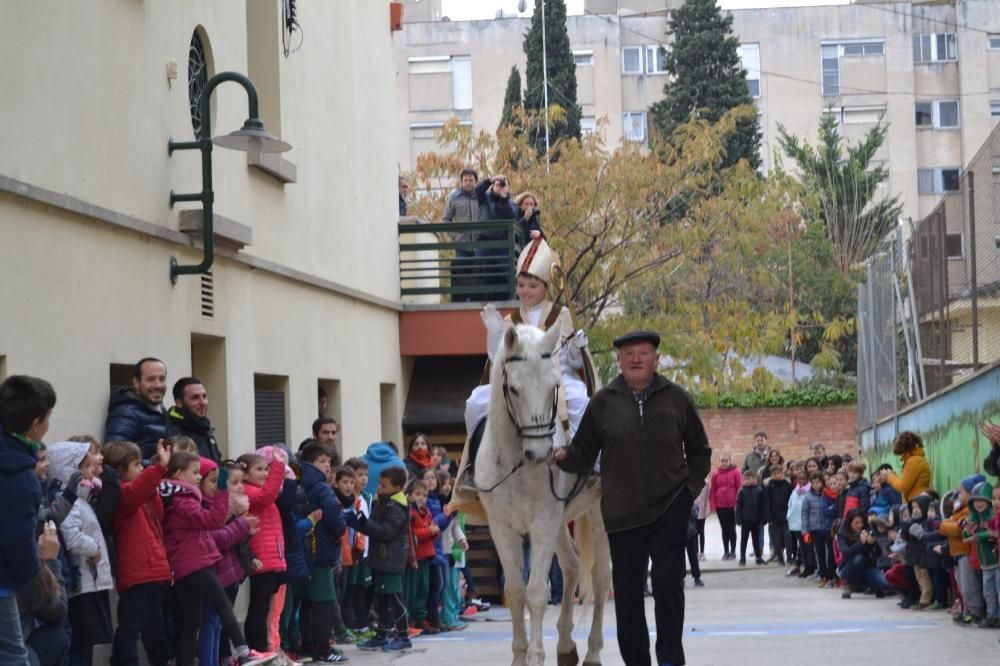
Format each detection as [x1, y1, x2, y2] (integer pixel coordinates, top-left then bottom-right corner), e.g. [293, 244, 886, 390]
[500, 354, 558, 440]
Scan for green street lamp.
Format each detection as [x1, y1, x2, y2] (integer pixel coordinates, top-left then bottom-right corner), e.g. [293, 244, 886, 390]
[168, 71, 290, 284]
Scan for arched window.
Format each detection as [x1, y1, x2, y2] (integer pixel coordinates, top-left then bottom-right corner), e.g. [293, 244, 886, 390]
[188, 29, 210, 139]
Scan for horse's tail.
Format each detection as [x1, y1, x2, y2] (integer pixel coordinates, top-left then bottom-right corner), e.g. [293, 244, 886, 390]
[575, 507, 596, 604]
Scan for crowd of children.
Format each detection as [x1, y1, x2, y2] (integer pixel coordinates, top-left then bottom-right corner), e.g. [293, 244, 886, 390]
[1, 373, 485, 666]
[715, 430, 1000, 634]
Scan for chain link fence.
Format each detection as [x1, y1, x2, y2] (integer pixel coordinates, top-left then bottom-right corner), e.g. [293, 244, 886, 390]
[857, 123, 1000, 431]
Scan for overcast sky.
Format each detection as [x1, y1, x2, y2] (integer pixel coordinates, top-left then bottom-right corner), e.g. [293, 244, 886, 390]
[441, 0, 850, 21]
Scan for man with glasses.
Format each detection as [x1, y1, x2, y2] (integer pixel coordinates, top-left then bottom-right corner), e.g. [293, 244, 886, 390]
[550, 331, 711, 666]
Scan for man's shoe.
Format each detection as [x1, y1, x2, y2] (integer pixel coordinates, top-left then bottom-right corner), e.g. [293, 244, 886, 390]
[693, 578, 705, 587]
[421, 620, 441, 635]
[777, 557, 786, 566]
[738, 558, 747, 566]
[926, 601, 946, 610]
[976, 617, 1000, 629]
[842, 590, 852, 599]
[786, 566, 800, 577]
[755, 558, 767, 565]
[357, 637, 388, 651]
[382, 637, 413, 651]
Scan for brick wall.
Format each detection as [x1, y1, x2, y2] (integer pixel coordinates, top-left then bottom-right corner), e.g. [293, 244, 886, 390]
[700, 404, 858, 467]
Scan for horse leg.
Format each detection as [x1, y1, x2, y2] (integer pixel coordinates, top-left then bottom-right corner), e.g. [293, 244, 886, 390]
[583, 507, 612, 666]
[524, 520, 560, 666]
[493, 524, 530, 666]
[553, 525, 580, 666]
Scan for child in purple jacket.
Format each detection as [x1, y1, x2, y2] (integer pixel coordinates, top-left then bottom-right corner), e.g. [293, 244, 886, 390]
[162, 451, 267, 666]
[196, 458, 258, 666]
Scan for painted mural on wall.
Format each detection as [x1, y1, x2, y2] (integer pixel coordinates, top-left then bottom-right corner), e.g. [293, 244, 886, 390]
[860, 365, 1000, 493]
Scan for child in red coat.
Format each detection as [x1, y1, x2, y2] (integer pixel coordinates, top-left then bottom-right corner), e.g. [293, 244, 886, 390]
[105, 439, 172, 666]
[405, 479, 438, 632]
[162, 451, 263, 666]
[237, 447, 288, 653]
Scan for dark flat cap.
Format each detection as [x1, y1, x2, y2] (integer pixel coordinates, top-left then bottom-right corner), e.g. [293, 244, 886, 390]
[612, 330, 661, 349]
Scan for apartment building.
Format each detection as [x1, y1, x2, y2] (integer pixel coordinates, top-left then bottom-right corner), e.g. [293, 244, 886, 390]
[395, 0, 1000, 223]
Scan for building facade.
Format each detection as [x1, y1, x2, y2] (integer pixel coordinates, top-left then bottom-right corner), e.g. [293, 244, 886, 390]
[395, 0, 1000, 224]
[1, 1, 409, 458]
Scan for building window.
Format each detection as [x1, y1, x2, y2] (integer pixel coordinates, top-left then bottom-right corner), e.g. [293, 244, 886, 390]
[188, 30, 210, 139]
[623, 112, 646, 144]
[581, 116, 596, 136]
[915, 102, 932, 127]
[737, 44, 761, 99]
[819, 40, 885, 97]
[828, 106, 885, 125]
[646, 45, 668, 74]
[622, 46, 642, 74]
[988, 35, 1000, 50]
[573, 50, 594, 66]
[821, 45, 839, 96]
[945, 234, 964, 259]
[918, 168, 961, 194]
[408, 55, 472, 111]
[913, 33, 957, 63]
[916, 100, 959, 129]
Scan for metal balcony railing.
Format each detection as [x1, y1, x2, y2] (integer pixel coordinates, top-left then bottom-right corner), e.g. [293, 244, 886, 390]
[398, 220, 525, 303]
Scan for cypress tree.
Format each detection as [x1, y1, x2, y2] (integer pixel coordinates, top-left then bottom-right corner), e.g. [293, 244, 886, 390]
[499, 65, 523, 132]
[523, 0, 581, 155]
[649, 0, 761, 170]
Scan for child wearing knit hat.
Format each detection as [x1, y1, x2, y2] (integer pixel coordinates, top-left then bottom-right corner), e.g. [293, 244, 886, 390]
[939, 474, 988, 624]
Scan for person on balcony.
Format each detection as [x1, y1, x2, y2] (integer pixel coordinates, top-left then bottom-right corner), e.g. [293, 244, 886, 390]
[475, 175, 518, 301]
[443, 169, 481, 302]
[398, 174, 409, 216]
[515, 192, 545, 242]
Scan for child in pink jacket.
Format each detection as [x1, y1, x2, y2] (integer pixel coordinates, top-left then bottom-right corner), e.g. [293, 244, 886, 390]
[237, 446, 288, 653]
[710, 455, 743, 560]
[162, 451, 265, 666]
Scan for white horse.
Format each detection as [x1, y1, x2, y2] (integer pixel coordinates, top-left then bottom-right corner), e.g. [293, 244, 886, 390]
[474, 324, 612, 666]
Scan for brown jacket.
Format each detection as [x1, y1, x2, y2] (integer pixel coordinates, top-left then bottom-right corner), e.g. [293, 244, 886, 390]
[938, 504, 971, 558]
[558, 374, 712, 533]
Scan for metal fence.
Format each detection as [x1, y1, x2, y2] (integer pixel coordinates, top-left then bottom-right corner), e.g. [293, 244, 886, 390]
[398, 220, 525, 303]
[857, 123, 1000, 431]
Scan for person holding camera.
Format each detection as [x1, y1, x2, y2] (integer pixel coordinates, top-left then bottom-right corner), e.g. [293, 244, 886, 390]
[474, 174, 517, 300]
[837, 508, 887, 599]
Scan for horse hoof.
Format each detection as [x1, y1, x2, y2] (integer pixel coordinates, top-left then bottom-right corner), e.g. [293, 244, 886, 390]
[556, 647, 580, 666]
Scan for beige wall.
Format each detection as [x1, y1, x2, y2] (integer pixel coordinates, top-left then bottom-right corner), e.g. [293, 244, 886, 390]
[0, 0, 407, 458]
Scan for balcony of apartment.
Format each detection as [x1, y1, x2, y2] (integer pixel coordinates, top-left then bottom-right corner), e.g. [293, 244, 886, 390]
[398, 219, 525, 357]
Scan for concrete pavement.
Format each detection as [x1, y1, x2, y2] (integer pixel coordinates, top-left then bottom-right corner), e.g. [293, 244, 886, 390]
[336, 515, 997, 664]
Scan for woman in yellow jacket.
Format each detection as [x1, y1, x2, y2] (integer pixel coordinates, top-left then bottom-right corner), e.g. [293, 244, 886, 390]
[878, 431, 931, 503]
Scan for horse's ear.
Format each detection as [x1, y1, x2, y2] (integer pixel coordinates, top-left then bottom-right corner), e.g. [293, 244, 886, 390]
[541, 324, 561, 354]
[504, 326, 518, 351]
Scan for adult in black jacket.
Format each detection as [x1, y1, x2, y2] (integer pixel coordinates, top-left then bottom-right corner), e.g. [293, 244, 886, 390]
[104, 358, 171, 461]
[475, 175, 518, 300]
[167, 377, 221, 462]
[515, 192, 545, 242]
[552, 331, 711, 666]
[837, 509, 887, 598]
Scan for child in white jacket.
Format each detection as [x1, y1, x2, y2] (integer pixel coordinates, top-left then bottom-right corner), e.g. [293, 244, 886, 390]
[48, 441, 114, 666]
[785, 468, 811, 578]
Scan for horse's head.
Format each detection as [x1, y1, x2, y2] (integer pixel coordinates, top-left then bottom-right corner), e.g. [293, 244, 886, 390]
[495, 323, 563, 464]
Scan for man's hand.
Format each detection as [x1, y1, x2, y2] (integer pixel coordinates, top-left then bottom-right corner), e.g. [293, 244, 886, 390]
[548, 448, 567, 465]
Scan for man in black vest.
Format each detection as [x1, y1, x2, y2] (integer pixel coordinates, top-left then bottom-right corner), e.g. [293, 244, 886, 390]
[167, 377, 221, 462]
